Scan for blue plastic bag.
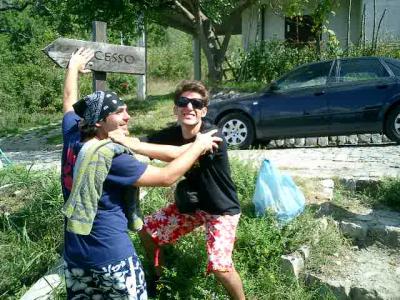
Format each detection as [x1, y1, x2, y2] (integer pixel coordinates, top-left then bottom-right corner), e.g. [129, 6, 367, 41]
[252, 159, 305, 223]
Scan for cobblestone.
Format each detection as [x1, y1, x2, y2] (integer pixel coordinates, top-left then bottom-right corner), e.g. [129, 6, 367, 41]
[229, 144, 400, 179]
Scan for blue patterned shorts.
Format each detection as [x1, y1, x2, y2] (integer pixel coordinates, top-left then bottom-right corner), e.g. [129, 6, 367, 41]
[64, 256, 147, 299]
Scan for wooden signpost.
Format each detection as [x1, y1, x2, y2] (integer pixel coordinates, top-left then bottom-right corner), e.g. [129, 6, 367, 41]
[43, 21, 146, 96]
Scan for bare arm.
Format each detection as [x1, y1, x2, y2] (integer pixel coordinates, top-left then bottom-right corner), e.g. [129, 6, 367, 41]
[133, 130, 222, 187]
[63, 48, 94, 113]
[108, 130, 192, 162]
[131, 142, 191, 162]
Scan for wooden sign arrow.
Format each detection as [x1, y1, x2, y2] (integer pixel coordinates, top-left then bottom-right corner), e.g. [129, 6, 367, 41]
[43, 38, 145, 75]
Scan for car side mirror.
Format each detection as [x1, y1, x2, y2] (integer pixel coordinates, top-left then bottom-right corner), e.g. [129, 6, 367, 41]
[269, 80, 279, 91]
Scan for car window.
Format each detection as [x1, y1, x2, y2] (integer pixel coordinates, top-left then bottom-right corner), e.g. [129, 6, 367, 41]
[385, 59, 400, 76]
[338, 59, 389, 82]
[277, 62, 332, 90]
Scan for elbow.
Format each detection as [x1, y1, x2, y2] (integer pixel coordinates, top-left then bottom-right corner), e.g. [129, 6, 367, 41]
[161, 176, 177, 187]
[160, 171, 180, 186]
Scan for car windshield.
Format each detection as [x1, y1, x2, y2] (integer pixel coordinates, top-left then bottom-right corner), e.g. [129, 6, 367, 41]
[276, 61, 332, 91]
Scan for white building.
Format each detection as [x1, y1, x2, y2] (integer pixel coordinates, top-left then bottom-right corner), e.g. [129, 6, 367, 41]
[242, 0, 400, 50]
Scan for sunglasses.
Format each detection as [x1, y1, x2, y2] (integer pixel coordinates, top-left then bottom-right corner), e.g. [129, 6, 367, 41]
[175, 96, 205, 109]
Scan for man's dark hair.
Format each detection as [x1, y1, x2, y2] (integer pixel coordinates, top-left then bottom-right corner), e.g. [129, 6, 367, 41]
[79, 120, 98, 141]
[174, 80, 209, 107]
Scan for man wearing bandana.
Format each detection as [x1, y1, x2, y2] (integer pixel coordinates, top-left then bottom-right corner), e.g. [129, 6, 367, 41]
[61, 48, 221, 299]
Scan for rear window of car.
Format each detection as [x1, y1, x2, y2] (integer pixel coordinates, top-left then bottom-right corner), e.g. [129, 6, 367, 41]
[338, 58, 389, 82]
[384, 59, 400, 76]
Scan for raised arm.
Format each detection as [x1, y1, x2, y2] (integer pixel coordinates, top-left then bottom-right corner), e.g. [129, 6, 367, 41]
[63, 48, 94, 113]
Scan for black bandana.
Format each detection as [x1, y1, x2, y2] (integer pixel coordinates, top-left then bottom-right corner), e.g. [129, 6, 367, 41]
[73, 91, 125, 125]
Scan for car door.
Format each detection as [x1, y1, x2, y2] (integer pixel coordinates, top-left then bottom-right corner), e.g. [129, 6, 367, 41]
[258, 61, 334, 138]
[325, 57, 397, 133]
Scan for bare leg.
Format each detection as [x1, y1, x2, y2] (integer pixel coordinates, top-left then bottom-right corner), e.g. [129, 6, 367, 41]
[213, 269, 245, 300]
[138, 229, 164, 277]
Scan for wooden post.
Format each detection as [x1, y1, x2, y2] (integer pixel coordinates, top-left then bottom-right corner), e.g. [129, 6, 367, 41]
[136, 29, 147, 100]
[193, 36, 201, 80]
[92, 21, 107, 91]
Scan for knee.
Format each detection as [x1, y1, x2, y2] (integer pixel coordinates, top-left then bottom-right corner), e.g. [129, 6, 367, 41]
[212, 269, 235, 279]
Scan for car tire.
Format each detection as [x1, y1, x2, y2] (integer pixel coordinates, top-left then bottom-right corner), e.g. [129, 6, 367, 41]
[217, 113, 255, 149]
[385, 105, 400, 143]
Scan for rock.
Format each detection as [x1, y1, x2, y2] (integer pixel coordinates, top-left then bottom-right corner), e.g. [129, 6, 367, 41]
[382, 134, 391, 143]
[280, 252, 304, 279]
[285, 138, 295, 147]
[275, 139, 285, 147]
[294, 138, 305, 147]
[329, 136, 338, 145]
[13, 190, 22, 197]
[317, 137, 329, 147]
[337, 136, 348, 145]
[358, 134, 372, 144]
[298, 245, 310, 261]
[349, 286, 380, 300]
[305, 137, 318, 146]
[305, 273, 350, 300]
[371, 134, 383, 144]
[348, 135, 359, 144]
[340, 220, 368, 244]
[21, 258, 64, 300]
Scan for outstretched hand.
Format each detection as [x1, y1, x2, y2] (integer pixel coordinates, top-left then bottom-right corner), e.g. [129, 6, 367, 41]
[108, 129, 141, 151]
[194, 129, 223, 154]
[68, 47, 94, 74]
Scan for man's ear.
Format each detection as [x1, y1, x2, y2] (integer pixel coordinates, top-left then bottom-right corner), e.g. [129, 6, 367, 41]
[95, 121, 103, 128]
[201, 107, 207, 118]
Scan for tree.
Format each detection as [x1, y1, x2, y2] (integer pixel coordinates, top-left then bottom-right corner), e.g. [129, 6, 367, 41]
[47, 0, 258, 83]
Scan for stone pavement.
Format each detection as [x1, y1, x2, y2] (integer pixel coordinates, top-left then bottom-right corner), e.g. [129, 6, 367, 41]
[229, 144, 400, 179]
[2, 143, 399, 180]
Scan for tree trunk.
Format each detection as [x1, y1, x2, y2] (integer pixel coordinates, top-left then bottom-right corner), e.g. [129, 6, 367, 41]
[346, 0, 352, 52]
[197, 17, 230, 83]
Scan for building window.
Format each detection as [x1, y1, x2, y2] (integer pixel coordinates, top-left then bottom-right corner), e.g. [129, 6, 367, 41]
[285, 15, 318, 44]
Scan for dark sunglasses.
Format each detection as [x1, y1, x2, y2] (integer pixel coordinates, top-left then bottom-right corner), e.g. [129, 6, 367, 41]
[175, 96, 205, 109]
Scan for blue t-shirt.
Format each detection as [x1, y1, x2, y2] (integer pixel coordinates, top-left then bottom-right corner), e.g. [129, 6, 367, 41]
[61, 111, 147, 268]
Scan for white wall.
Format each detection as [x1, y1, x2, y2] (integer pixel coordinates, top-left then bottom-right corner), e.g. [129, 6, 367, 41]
[263, 8, 285, 41]
[362, 0, 400, 41]
[242, 0, 399, 51]
[326, 0, 362, 46]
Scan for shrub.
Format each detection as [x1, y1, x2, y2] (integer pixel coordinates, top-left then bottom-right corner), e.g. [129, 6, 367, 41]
[234, 40, 318, 83]
[233, 39, 400, 84]
[108, 73, 137, 96]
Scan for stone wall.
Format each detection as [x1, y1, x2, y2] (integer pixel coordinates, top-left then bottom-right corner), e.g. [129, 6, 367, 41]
[267, 133, 393, 148]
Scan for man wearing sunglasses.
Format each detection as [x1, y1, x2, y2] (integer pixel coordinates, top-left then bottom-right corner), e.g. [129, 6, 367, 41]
[138, 80, 245, 300]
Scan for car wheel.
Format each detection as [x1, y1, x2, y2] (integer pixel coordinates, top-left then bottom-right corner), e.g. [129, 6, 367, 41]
[217, 113, 255, 149]
[385, 105, 400, 143]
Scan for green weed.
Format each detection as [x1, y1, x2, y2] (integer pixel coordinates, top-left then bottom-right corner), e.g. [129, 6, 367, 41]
[334, 177, 400, 212]
[134, 161, 337, 299]
[0, 166, 63, 298]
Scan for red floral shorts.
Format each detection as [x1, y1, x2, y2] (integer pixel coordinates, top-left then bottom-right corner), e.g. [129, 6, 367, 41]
[143, 203, 240, 273]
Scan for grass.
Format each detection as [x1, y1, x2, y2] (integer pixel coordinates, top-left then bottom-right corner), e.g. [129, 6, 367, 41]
[0, 161, 345, 299]
[333, 177, 400, 212]
[0, 166, 63, 298]
[129, 161, 341, 299]
[3, 87, 398, 298]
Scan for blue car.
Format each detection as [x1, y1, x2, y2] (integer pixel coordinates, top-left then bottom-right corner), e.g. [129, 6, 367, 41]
[206, 56, 400, 149]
